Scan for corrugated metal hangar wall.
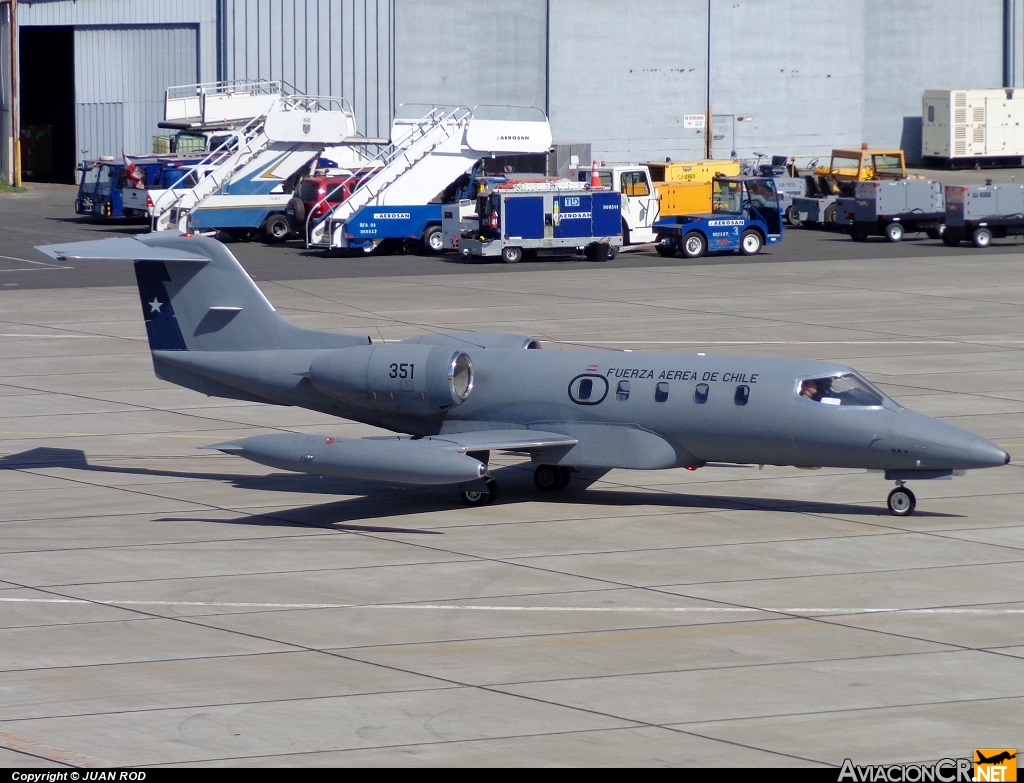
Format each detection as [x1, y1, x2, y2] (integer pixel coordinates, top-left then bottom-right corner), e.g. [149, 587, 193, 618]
[2, 0, 1022, 182]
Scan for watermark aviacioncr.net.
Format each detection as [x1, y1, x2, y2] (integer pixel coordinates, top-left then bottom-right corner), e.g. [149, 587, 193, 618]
[837, 750, 1017, 783]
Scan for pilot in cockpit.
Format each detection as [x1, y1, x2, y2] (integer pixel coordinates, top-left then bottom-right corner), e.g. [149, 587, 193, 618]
[800, 379, 821, 400]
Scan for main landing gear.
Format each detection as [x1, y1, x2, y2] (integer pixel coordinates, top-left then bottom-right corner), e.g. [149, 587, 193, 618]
[886, 481, 917, 516]
[459, 464, 574, 506]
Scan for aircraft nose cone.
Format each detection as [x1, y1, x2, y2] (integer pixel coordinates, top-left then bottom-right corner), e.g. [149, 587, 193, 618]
[970, 436, 1011, 469]
[889, 411, 1010, 471]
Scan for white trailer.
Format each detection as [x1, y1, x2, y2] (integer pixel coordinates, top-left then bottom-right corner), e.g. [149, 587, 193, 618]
[922, 88, 1024, 167]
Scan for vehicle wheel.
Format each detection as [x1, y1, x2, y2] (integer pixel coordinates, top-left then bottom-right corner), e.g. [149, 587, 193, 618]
[925, 224, 945, 240]
[884, 222, 904, 242]
[655, 237, 678, 257]
[887, 486, 916, 516]
[784, 205, 800, 226]
[942, 232, 961, 247]
[421, 224, 445, 254]
[261, 214, 291, 243]
[501, 246, 523, 264]
[585, 243, 615, 262]
[972, 227, 992, 248]
[823, 203, 838, 224]
[461, 477, 498, 506]
[621, 223, 631, 247]
[680, 231, 707, 259]
[739, 229, 762, 256]
[534, 465, 561, 491]
[286, 196, 305, 225]
[850, 228, 868, 242]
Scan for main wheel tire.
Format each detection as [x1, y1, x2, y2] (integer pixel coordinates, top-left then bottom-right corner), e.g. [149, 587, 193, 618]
[261, 214, 291, 243]
[680, 231, 707, 259]
[884, 222, 904, 242]
[421, 224, 444, 254]
[972, 227, 992, 248]
[739, 229, 762, 256]
[534, 465, 561, 491]
[887, 487, 917, 516]
[461, 477, 498, 506]
[501, 246, 523, 264]
[534, 465, 573, 491]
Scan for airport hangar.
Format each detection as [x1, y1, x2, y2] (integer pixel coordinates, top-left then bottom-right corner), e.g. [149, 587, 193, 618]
[1, 0, 1023, 185]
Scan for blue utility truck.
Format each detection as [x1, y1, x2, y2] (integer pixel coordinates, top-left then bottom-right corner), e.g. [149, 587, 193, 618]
[651, 176, 783, 258]
[75, 155, 206, 220]
[75, 157, 160, 219]
[455, 182, 623, 262]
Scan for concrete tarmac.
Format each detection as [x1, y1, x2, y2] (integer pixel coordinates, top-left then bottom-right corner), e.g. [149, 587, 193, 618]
[0, 183, 1022, 768]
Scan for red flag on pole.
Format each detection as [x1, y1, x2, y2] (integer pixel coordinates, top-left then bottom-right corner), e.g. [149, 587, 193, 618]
[123, 151, 144, 188]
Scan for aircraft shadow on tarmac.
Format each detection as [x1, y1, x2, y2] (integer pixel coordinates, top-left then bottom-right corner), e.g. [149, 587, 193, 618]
[2, 447, 961, 530]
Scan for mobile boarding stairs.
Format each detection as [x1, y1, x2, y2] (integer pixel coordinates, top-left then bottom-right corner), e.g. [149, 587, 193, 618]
[151, 92, 381, 234]
[305, 104, 554, 249]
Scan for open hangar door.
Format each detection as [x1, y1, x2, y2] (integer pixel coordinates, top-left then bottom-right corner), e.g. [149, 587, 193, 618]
[19, 25, 75, 183]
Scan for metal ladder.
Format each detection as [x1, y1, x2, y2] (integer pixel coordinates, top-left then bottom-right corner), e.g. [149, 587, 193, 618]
[307, 106, 472, 247]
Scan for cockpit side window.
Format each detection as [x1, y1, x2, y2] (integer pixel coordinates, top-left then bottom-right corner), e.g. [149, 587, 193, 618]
[797, 372, 885, 407]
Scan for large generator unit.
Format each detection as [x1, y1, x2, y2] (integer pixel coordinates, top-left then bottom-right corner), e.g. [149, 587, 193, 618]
[922, 89, 1024, 167]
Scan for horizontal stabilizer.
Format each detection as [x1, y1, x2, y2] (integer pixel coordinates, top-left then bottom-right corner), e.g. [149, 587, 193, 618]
[36, 237, 208, 263]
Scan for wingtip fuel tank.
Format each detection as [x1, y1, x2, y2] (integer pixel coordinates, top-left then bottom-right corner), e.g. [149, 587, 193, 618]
[207, 433, 488, 485]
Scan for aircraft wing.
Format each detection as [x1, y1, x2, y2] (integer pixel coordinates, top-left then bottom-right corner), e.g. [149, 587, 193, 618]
[207, 429, 579, 485]
[423, 429, 579, 454]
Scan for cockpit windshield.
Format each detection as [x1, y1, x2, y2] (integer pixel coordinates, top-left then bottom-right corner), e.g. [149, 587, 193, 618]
[714, 179, 742, 213]
[797, 372, 890, 407]
[79, 164, 116, 198]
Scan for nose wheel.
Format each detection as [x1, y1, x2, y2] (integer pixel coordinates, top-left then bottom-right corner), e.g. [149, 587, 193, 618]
[887, 483, 917, 516]
[461, 476, 498, 506]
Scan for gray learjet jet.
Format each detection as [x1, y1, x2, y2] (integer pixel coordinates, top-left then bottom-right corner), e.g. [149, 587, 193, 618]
[37, 234, 1010, 515]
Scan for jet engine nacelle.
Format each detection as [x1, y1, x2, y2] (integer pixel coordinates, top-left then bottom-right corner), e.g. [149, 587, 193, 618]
[308, 343, 474, 415]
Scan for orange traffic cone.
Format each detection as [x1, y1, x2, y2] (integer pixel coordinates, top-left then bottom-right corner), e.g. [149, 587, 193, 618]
[590, 160, 601, 189]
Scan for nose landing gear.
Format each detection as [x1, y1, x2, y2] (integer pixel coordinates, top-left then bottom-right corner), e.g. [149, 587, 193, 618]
[887, 482, 917, 516]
